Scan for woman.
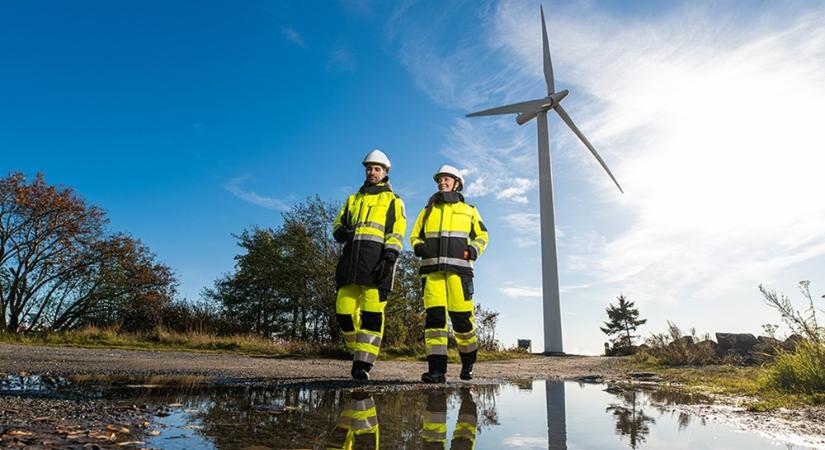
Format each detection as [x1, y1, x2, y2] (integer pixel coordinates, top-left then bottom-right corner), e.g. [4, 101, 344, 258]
[410, 164, 489, 383]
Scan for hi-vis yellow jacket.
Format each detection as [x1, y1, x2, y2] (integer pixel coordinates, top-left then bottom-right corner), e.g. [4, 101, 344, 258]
[333, 182, 406, 291]
[410, 192, 488, 277]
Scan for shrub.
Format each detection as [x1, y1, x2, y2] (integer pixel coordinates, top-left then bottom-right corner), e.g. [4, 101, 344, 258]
[633, 321, 717, 366]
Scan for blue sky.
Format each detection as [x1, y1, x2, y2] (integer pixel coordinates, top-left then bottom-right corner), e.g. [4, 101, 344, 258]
[3, 1, 825, 354]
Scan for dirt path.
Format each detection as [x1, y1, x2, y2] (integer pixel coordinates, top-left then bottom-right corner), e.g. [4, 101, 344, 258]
[0, 343, 628, 381]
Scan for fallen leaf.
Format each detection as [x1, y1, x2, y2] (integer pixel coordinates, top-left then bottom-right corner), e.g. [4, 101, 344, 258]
[146, 430, 161, 436]
[167, 403, 183, 408]
[107, 425, 130, 433]
[117, 441, 145, 446]
[178, 425, 203, 430]
[7, 430, 34, 437]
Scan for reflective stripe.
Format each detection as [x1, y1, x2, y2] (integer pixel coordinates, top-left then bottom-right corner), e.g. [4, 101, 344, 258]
[453, 429, 476, 439]
[458, 342, 479, 353]
[384, 242, 402, 252]
[421, 257, 473, 268]
[353, 233, 384, 243]
[424, 411, 448, 423]
[356, 333, 382, 347]
[352, 399, 376, 411]
[457, 415, 478, 426]
[357, 221, 385, 232]
[354, 351, 377, 364]
[422, 430, 447, 441]
[385, 232, 403, 241]
[425, 330, 450, 339]
[424, 231, 470, 239]
[470, 242, 481, 253]
[426, 345, 448, 355]
[474, 238, 487, 247]
[454, 331, 475, 340]
[351, 416, 379, 430]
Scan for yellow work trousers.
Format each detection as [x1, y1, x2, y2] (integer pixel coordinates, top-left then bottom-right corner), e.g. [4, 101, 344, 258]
[326, 393, 379, 450]
[422, 272, 478, 357]
[336, 284, 386, 365]
[422, 390, 477, 450]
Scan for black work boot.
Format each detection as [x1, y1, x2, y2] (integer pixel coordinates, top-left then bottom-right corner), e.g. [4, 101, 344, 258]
[421, 355, 447, 383]
[351, 360, 372, 380]
[459, 350, 477, 381]
[459, 364, 473, 380]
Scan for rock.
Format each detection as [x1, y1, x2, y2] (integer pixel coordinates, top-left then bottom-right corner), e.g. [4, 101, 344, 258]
[783, 334, 805, 352]
[575, 374, 603, 383]
[715, 333, 758, 356]
[696, 339, 718, 352]
[629, 371, 658, 380]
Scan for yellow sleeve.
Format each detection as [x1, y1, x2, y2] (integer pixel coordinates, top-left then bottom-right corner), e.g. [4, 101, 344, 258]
[468, 207, 489, 259]
[333, 196, 352, 232]
[409, 207, 426, 250]
[383, 196, 406, 254]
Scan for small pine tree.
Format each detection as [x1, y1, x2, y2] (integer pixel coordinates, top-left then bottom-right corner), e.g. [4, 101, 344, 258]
[601, 294, 647, 355]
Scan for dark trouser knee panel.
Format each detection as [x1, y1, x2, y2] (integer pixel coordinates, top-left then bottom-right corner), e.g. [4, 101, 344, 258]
[425, 307, 447, 329]
[360, 311, 383, 332]
[448, 311, 473, 333]
[336, 314, 355, 332]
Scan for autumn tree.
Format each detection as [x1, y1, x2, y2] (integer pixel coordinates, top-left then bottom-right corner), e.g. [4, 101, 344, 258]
[601, 294, 647, 355]
[0, 172, 177, 333]
[204, 196, 342, 341]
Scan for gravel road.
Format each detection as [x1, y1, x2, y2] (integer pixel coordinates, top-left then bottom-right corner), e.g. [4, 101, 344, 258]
[0, 343, 628, 381]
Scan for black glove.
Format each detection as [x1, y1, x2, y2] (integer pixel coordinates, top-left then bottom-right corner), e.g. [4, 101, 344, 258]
[465, 246, 478, 261]
[414, 243, 427, 258]
[374, 251, 397, 280]
[333, 227, 354, 243]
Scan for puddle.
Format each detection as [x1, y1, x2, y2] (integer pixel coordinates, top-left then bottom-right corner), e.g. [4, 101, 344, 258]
[1, 375, 821, 449]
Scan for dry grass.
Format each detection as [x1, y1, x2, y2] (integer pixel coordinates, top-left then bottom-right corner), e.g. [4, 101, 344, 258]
[0, 327, 530, 361]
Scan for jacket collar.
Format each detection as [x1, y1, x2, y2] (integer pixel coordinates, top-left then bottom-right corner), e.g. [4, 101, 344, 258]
[430, 191, 464, 204]
[359, 180, 393, 195]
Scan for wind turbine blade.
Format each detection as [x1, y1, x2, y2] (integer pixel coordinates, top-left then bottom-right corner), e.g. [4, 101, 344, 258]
[516, 110, 538, 125]
[554, 104, 624, 193]
[540, 5, 555, 95]
[466, 98, 548, 117]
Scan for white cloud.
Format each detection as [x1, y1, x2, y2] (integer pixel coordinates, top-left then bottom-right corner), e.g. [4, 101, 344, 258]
[327, 48, 357, 72]
[500, 284, 542, 299]
[281, 26, 307, 48]
[502, 435, 547, 448]
[393, 1, 825, 352]
[224, 176, 290, 211]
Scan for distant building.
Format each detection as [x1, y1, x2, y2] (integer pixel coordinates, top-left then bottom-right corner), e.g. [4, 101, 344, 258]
[517, 339, 532, 352]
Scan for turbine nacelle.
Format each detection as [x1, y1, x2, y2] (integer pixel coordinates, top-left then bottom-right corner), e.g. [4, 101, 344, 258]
[515, 90, 569, 125]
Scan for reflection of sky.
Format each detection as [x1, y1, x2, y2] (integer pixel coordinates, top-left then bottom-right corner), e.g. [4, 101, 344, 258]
[144, 400, 216, 450]
[473, 381, 804, 450]
[133, 381, 809, 449]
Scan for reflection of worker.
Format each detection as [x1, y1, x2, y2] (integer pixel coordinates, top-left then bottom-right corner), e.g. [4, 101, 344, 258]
[326, 391, 379, 450]
[333, 149, 407, 380]
[422, 388, 478, 450]
[411, 165, 489, 383]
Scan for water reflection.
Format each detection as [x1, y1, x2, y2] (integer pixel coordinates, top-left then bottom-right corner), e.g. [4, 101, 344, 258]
[325, 392, 380, 449]
[605, 390, 655, 449]
[422, 388, 478, 450]
[3, 374, 811, 449]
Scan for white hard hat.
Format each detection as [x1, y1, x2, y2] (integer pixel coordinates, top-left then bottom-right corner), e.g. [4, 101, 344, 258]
[433, 164, 464, 191]
[362, 149, 391, 170]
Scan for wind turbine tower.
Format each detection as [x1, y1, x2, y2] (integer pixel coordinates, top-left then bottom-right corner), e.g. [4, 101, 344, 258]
[466, 6, 623, 354]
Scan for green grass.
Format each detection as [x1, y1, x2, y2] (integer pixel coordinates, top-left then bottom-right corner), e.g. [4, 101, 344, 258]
[0, 327, 532, 362]
[626, 347, 825, 411]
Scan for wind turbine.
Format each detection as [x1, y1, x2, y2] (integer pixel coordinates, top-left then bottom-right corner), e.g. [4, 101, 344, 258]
[466, 5, 623, 354]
